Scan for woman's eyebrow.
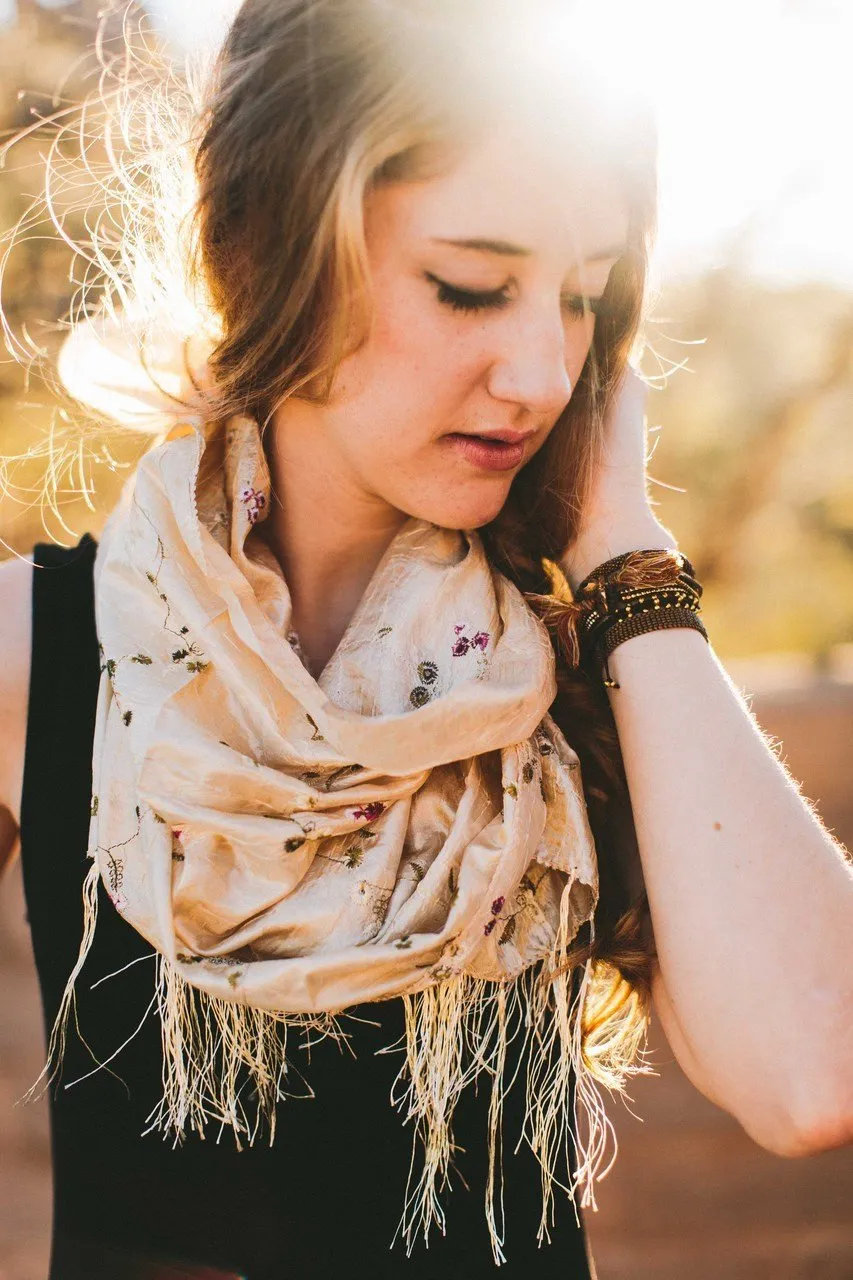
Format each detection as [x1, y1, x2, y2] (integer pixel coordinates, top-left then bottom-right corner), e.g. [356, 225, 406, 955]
[430, 236, 626, 262]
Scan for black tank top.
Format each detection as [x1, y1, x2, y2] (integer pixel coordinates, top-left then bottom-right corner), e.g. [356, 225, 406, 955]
[19, 533, 596, 1280]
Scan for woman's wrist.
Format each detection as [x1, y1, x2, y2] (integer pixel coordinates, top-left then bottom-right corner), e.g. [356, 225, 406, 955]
[561, 513, 677, 593]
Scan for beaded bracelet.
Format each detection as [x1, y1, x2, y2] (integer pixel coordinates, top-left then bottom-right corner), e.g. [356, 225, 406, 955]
[573, 549, 708, 689]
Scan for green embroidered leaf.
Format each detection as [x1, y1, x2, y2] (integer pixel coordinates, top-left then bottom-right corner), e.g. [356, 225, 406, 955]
[306, 714, 325, 741]
[521, 761, 535, 784]
[90, 795, 99, 816]
[377, 626, 393, 637]
[503, 783, 518, 799]
[130, 653, 153, 665]
[395, 934, 412, 949]
[499, 914, 517, 946]
[122, 710, 133, 726]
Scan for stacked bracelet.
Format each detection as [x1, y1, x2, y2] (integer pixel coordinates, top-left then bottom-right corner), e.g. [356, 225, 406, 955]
[572, 548, 708, 689]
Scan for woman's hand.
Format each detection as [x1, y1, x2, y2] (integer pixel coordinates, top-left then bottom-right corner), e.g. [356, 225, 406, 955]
[561, 365, 675, 589]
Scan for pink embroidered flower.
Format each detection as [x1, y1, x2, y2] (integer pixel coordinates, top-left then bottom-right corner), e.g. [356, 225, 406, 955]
[490, 895, 505, 915]
[451, 625, 490, 658]
[484, 917, 497, 937]
[240, 485, 267, 525]
[351, 801, 385, 823]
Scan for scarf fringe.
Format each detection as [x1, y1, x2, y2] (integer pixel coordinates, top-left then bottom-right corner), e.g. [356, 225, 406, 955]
[389, 882, 656, 1265]
[26, 863, 655, 1265]
[20, 856, 103, 1107]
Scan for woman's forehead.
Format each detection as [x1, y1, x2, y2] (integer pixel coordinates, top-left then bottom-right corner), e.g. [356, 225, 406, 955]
[370, 124, 630, 269]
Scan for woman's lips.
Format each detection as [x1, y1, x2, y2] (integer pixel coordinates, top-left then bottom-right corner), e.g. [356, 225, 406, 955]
[444, 432, 527, 472]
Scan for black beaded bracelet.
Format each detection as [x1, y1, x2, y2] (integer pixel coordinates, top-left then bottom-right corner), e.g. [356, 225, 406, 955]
[573, 548, 708, 689]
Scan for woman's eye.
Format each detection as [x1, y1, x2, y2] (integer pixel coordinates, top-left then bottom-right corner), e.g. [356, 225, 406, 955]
[426, 273, 606, 320]
[562, 294, 605, 319]
[426, 273, 510, 314]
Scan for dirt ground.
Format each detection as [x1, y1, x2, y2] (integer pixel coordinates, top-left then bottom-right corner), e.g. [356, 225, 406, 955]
[1, 661, 851, 1279]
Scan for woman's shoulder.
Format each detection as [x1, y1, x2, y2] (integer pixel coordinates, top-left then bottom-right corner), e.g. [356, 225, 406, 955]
[0, 550, 34, 866]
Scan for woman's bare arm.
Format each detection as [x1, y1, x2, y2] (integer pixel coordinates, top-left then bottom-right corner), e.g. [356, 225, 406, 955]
[563, 513, 853, 1162]
[0, 553, 33, 876]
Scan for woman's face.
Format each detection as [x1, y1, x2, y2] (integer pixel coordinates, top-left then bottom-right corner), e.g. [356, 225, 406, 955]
[292, 121, 629, 531]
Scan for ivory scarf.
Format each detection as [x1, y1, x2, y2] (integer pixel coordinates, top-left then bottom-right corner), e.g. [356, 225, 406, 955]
[44, 399, 616, 1263]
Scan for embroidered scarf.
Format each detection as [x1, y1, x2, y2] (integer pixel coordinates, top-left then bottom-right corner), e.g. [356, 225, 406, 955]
[41, 392, 617, 1263]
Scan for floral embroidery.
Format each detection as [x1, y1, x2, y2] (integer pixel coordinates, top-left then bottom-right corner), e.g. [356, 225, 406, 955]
[300, 763, 363, 793]
[130, 501, 211, 677]
[315, 824, 378, 871]
[305, 714, 324, 742]
[409, 658, 439, 708]
[351, 801, 385, 823]
[96, 807, 143, 914]
[240, 484, 267, 524]
[353, 878, 394, 930]
[451, 624, 490, 658]
[484, 892, 511, 937]
[431, 935, 461, 981]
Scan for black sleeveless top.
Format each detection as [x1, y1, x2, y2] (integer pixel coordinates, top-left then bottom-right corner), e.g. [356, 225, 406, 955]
[19, 533, 596, 1280]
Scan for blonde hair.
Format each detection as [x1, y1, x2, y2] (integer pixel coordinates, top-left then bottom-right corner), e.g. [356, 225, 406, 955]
[2, 0, 658, 1100]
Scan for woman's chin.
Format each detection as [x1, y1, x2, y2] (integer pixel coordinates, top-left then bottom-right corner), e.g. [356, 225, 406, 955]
[405, 490, 510, 532]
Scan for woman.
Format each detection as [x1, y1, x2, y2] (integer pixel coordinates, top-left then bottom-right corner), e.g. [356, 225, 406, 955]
[1, 1, 851, 1277]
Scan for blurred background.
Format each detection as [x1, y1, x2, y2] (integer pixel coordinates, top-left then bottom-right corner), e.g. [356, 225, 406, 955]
[1, 1, 852, 1277]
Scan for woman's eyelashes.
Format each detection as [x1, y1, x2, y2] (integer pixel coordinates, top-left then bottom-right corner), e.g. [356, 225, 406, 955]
[424, 272, 605, 319]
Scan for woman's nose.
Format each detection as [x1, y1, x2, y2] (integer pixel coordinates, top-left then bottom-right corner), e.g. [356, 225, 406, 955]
[485, 299, 573, 415]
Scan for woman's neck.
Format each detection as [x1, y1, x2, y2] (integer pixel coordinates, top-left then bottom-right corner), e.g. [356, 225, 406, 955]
[259, 400, 407, 679]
